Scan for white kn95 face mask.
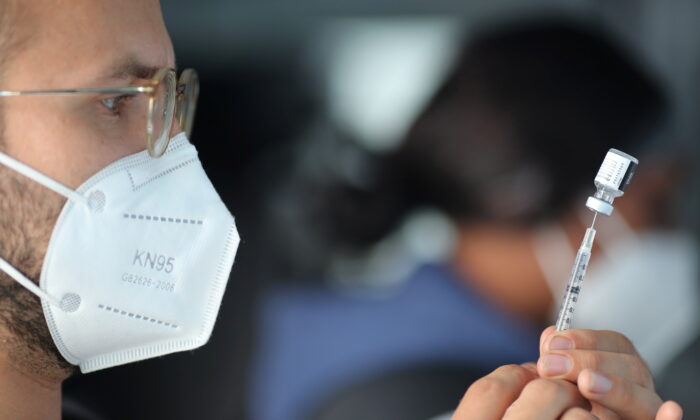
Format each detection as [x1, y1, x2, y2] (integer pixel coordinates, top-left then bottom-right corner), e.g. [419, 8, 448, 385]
[0, 133, 239, 372]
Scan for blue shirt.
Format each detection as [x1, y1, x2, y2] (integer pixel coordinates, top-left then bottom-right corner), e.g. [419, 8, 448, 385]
[250, 263, 540, 420]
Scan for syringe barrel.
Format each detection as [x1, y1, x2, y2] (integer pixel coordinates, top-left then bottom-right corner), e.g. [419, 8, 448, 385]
[555, 227, 596, 331]
[580, 226, 596, 250]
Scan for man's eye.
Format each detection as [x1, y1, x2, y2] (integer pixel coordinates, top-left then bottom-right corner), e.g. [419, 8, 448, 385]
[100, 95, 135, 115]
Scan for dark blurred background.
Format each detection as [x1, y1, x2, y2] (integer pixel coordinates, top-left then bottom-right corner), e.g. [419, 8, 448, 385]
[62, 1, 700, 419]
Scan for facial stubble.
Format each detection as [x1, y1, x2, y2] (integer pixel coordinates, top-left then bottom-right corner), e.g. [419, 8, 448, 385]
[0, 163, 76, 379]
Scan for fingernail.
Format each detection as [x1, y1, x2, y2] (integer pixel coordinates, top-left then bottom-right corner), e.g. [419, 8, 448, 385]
[587, 371, 612, 394]
[549, 336, 573, 350]
[541, 354, 572, 376]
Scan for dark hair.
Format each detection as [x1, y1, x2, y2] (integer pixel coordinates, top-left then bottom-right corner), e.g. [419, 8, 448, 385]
[393, 17, 668, 224]
[272, 17, 669, 256]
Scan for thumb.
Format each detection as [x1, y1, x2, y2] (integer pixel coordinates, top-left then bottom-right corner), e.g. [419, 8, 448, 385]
[656, 401, 683, 420]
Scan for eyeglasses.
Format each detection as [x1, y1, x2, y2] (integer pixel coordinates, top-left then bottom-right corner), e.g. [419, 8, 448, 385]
[0, 67, 199, 158]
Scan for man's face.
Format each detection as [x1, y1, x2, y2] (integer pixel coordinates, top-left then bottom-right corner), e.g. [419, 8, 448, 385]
[0, 0, 176, 378]
[4, 0, 176, 187]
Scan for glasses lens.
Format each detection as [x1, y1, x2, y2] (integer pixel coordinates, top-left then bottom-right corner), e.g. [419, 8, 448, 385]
[176, 69, 199, 139]
[148, 69, 176, 157]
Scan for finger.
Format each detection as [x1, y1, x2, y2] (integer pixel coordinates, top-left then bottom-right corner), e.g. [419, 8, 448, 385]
[589, 403, 620, 420]
[452, 364, 537, 420]
[542, 329, 638, 355]
[655, 401, 683, 420]
[561, 407, 600, 420]
[577, 369, 663, 420]
[538, 350, 653, 388]
[520, 362, 538, 374]
[540, 325, 556, 353]
[503, 378, 589, 420]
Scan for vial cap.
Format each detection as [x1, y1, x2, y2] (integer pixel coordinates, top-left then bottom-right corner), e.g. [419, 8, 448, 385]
[594, 148, 638, 192]
[586, 196, 614, 216]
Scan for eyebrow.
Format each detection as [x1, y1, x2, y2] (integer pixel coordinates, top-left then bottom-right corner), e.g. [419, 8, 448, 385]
[104, 57, 177, 82]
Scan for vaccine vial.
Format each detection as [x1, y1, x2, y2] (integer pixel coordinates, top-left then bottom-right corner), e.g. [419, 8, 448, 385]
[585, 148, 638, 216]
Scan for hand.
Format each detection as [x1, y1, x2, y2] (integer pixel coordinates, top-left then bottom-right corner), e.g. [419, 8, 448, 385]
[451, 327, 683, 419]
[452, 363, 594, 419]
[537, 326, 683, 420]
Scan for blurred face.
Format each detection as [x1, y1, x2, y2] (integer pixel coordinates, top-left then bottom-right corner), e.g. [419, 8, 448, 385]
[0, 0, 176, 379]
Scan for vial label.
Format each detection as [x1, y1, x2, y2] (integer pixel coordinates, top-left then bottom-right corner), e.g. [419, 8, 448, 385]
[595, 151, 632, 191]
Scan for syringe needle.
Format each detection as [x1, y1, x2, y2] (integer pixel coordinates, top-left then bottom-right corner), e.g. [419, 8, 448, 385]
[590, 212, 598, 229]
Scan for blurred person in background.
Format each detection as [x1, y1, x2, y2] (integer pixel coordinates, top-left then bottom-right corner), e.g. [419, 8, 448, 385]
[251, 17, 695, 420]
[397, 18, 698, 377]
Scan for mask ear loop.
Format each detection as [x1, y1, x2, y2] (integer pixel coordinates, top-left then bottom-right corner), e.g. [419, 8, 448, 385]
[0, 152, 86, 312]
[0, 152, 87, 206]
[0, 257, 62, 307]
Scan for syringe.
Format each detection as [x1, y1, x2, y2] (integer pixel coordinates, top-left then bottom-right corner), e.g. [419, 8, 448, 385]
[555, 215, 597, 331]
[554, 149, 638, 331]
